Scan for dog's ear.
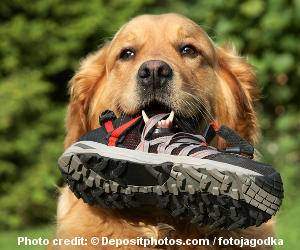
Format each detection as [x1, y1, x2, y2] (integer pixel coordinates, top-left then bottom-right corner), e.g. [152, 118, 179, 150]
[215, 45, 260, 144]
[64, 43, 110, 148]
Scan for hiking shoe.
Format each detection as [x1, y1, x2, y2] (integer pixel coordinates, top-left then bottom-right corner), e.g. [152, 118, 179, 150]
[58, 110, 283, 229]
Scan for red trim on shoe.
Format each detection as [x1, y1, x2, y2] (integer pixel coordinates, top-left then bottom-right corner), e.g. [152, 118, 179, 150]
[108, 116, 141, 146]
[104, 120, 114, 133]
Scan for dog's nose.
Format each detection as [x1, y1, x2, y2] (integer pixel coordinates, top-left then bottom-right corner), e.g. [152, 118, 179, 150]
[137, 60, 173, 88]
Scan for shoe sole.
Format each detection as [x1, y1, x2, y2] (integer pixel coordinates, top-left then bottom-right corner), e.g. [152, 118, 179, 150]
[58, 142, 283, 230]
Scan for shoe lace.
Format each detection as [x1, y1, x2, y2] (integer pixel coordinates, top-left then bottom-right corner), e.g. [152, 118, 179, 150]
[136, 114, 216, 157]
[136, 113, 254, 159]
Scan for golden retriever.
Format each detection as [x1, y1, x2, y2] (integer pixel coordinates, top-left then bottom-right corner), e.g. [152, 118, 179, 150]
[55, 13, 274, 250]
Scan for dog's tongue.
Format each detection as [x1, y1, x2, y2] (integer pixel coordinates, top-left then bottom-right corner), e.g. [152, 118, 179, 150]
[142, 110, 174, 128]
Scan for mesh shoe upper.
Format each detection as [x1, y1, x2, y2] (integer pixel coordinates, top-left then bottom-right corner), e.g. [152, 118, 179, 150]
[78, 112, 143, 147]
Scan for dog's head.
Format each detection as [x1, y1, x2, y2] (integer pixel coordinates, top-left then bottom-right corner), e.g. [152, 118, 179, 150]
[65, 13, 259, 147]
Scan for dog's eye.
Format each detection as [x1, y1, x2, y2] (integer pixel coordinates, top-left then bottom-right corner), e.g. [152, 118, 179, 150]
[179, 44, 198, 58]
[119, 48, 135, 60]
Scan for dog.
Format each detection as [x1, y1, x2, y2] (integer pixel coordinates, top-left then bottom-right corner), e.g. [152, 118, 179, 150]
[55, 13, 274, 249]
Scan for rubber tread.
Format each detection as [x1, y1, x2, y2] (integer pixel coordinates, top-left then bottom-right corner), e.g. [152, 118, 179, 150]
[58, 153, 283, 229]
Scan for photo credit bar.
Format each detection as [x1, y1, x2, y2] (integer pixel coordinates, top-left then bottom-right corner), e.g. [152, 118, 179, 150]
[16, 236, 284, 247]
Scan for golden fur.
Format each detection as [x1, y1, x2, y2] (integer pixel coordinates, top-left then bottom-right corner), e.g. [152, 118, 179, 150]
[55, 13, 274, 249]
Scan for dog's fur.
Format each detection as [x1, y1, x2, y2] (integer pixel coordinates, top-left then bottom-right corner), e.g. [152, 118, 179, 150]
[55, 14, 274, 249]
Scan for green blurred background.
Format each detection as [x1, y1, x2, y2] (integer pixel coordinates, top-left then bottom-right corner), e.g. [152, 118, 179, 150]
[0, 0, 299, 249]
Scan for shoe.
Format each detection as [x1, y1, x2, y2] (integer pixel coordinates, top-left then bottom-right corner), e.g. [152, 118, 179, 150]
[58, 110, 283, 229]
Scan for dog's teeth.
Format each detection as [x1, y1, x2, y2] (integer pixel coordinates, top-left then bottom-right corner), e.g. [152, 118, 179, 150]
[142, 110, 149, 123]
[167, 111, 175, 123]
[166, 120, 171, 127]
[157, 119, 172, 128]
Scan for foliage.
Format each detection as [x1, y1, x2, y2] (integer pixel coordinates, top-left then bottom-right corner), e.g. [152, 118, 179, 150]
[0, 0, 299, 240]
[0, 225, 53, 250]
